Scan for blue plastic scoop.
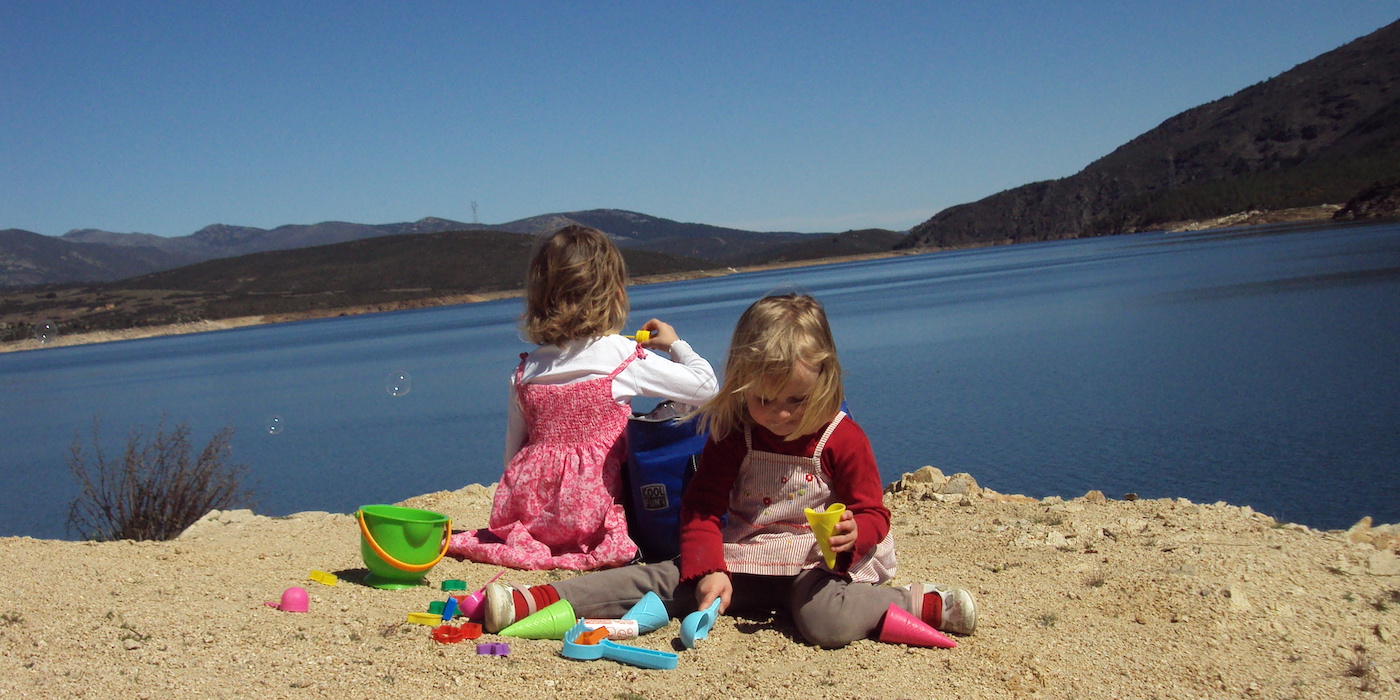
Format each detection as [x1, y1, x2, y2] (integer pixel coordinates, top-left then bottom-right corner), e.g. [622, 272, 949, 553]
[679, 598, 722, 649]
[561, 618, 678, 670]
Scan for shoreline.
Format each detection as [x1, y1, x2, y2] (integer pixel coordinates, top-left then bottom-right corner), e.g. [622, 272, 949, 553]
[0, 251, 903, 354]
[0, 206, 1340, 354]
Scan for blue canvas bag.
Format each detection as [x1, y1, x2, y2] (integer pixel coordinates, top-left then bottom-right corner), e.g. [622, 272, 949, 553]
[624, 402, 707, 562]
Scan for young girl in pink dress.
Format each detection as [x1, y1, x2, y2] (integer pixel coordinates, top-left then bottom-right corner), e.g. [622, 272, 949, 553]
[448, 225, 718, 570]
[481, 294, 977, 648]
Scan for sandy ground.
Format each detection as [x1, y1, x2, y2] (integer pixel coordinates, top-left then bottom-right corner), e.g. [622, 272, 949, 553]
[2, 468, 1397, 699]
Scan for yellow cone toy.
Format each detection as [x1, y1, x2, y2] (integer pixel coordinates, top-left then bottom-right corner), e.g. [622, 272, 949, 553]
[804, 502, 846, 569]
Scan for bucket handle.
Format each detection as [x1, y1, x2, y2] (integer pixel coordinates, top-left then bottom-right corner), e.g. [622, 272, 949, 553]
[357, 510, 451, 573]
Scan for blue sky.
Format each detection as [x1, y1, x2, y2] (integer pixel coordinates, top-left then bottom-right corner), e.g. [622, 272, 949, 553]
[3, 2, 1396, 237]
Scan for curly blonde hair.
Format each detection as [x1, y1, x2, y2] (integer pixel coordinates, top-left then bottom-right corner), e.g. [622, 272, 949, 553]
[699, 294, 844, 442]
[521, 225, 630, 346]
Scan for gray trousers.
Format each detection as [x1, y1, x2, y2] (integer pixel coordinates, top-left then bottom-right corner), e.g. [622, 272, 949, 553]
[551, 560, 910, 648]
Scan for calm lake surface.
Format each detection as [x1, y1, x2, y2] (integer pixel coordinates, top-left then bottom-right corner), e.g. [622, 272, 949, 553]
[3, 221, 1397, 539]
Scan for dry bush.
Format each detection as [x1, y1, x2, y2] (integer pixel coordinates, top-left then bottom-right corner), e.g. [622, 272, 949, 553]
[67, 417, 256, 541]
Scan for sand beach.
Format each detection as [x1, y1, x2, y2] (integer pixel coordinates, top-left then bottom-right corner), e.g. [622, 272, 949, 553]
[1, 468, 1397, 699]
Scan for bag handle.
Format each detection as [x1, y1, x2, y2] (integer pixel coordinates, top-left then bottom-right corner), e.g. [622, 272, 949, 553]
[357, 510, 451, 573]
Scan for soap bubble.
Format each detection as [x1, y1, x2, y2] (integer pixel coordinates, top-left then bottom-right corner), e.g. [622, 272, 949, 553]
[34, 320, 58, 344]
[267, 415, 284, 435]
[387, 371, 412, 397]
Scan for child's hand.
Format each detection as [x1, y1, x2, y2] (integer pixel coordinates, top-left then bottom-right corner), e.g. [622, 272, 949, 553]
[695, 571, 731, 614]
[639, 319, 679, 353]
[828, 509, 858, 554]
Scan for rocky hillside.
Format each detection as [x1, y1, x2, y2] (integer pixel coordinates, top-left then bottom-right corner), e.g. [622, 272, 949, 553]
[1336, 178, 1400, 220]
[0, 229, 189, 287]
[902, 19, 1400, 250]
[0, 230, 718, 341]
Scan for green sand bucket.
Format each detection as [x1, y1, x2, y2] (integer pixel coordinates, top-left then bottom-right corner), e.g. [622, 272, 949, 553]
[356, 505, 451, 590]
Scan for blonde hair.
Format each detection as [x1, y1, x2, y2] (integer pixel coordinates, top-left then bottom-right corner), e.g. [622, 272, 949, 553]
[699, 294, 844, 442]
[521, 225, 630, 346]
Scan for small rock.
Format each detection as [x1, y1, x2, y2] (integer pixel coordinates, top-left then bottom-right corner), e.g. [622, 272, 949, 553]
[1082, 490, 1106, 504]
[908, 466, 945, 484]
[1227, 584, 1252, 612]
[941, 472, 980, 496]
[1170, 562, 1199, 577]
[1348, 516, 1375, 545]
[123, 639, 142, 651]
[1367, 551, 1400, 576]
[1123, 493, 1139, 501]
[1372, 530, 1398, 552]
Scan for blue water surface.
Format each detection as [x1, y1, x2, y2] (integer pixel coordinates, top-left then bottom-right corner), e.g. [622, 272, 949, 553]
[3, 221, 1397, 539]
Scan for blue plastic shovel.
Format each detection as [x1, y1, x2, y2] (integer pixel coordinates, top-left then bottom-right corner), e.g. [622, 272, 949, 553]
[679, 598, 722, 649]
[561, 619, 678, 670]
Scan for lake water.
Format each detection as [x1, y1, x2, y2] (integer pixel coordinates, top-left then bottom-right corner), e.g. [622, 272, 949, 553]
[2, 221, 1397, 539]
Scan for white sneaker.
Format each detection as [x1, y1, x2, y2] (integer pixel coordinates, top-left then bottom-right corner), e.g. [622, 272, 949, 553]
[907, 582, 977, 635]
[484, 583, 518, 633]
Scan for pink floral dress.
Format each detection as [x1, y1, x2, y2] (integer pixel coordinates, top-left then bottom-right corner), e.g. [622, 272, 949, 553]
[448, 348, 642, 570]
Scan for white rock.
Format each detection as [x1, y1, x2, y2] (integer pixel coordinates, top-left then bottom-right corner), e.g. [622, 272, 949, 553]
[1366, 551, 1400, 576]
[941, 472, 980, 496]
[1227, 584, 1252, 612]
[908, 466, 945, 483]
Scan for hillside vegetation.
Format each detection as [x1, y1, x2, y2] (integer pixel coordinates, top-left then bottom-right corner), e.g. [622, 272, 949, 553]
[0, 229, 720, 342]
[1, 209, 909, 342]
[901, 19, 1400, 249]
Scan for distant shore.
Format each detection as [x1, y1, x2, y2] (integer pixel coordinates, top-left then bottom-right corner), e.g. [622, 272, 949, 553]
[0, 250, 910, 353]
[0, 206, 1338, 354]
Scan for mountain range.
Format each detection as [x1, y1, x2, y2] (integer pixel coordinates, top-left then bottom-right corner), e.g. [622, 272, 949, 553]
[1, 210, 875, 288]
[0, 221, 904, 341]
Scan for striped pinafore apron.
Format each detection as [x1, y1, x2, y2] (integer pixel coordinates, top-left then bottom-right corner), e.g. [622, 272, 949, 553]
[720, 412, 896, 583]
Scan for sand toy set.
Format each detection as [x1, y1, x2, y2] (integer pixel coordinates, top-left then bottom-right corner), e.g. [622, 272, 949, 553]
[262, 502, 958, 670]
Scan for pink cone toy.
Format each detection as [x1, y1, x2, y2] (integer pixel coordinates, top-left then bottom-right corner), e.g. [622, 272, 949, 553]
[878, 603, 955, 648]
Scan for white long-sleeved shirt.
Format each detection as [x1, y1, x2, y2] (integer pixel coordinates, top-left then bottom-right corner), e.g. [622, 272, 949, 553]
[504, 335, 719, 465]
